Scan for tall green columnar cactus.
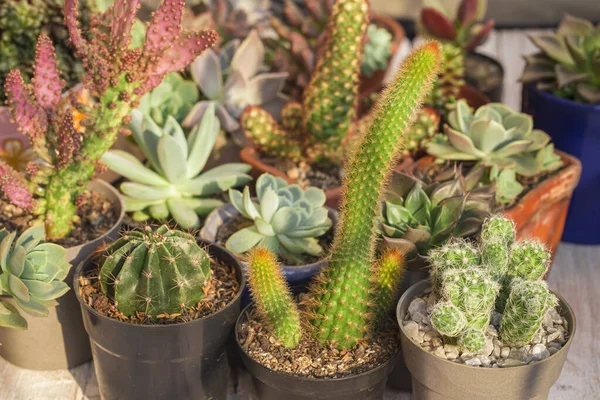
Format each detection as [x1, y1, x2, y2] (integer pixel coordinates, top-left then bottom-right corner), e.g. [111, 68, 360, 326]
[246, 247, 301, 348]
[369, 249, 407, 329]
[500, 279, 558, 346]
[2, 0, 218, 240]
[99, 225, 211, 317]
[241, 0, 368, 163]
[306, 42, 442, 348]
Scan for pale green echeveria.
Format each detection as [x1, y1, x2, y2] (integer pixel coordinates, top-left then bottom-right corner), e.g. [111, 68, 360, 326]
[182, 29, 288, 133]
[102, 104, 252, 230]
[489, 167, 524, 205]
[361, 24, 392, 78]
[426, 100, 554, 177]
[226, 173, 332, 262]
[521, 15, 600, 104]
[138, 72, 199, 126]
[0, 225, 70, 329]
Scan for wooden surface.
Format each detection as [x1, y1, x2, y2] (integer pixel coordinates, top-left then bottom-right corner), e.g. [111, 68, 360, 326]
[1, 30, 599, 400]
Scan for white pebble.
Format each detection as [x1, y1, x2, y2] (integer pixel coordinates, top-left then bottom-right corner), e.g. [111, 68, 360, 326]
[465, 357, 482, 367]
[404, 321, 419, 341]
[432, 346, 446, 359]
[501, 346, 510, 358]
[530, 344, 550, 361]
[408, 298, 427, 318]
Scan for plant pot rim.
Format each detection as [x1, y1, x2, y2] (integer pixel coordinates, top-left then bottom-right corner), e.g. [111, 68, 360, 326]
[73, 239, 246, 331]
[526, 83, 600, 111]
[397, 279, 576, 372]
[235, 301, 401, 383]
[200, 201, 337, 271]
[371, 13, 405, 52]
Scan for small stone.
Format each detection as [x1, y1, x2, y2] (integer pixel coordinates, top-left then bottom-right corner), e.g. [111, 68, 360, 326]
[432, 346, 446, 359]
[548, 347, 560, 355]
[547, 331, 565, 345]
[416, 331, 425, 344]
[546, 327, 557, 334]
[480, 356, 492, 367]
[531, 329, 544, 344]
[549, 308, 562, 324]
[491, 311, 502, 327]
[482, 336, 494, 356]
[487, 325, 499, 337]
[493, 342, 501, 358]
[548, 341, 562, 350]
[561, 317, 568, 330]
[426, 293, 437, 309]
[412, 312, 430, 325]
[509, 347, 531, 363]
[404, 321, 419, 341]
[501, 346, 510, 358]
[431, 338, 442, 348]
[408, 298, 428, 319]
[444, 344, 459, 360]
[542, 310, 554, 328]
[424, 331, 440, 342]
[461, 351, 476, 361]
[497, 358, 526, 367]
[421, 344, 432, 352]
[465, 357, 482, 367]
[530, 344, 551, 361]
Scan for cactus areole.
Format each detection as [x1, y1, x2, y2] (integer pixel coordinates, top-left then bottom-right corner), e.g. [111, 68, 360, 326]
[1, 0, 218, 240]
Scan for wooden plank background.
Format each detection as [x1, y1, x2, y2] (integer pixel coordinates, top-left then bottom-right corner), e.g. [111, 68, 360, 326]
[1, 30, 599, 400]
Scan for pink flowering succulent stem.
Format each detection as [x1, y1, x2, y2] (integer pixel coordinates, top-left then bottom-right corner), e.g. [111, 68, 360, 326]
[3, 0, 217, 240]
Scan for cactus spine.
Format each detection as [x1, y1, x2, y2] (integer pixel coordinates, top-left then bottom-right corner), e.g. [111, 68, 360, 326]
[246, 248, 301, 348]
[307, 42, 442, 348]
[369, 249, 407, 328]
[99, 225, 210, 317]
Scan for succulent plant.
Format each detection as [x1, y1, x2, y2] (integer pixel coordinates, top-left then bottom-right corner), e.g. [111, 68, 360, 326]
[244, 42, 442, 349]
[226, 173, 332, 263]
[426, 215, 557, 352]
[138, 72, 199, 126]
[0, 0, 95, 100]
[1, 0, 218, 240]
[401, 106, 440, 156]
[381, 165, 493, 261]
[361, 24, 392, 78]
[425, 41, 466, 110]
[103, 105, 251, 230]
[182, 30, 288, 135]
[520, 15, 600, 104]
[246, 247, 301, 347]
[99, 225, 210, 317]
[241, 0, 368, 164]
[0, 225, 70, 329]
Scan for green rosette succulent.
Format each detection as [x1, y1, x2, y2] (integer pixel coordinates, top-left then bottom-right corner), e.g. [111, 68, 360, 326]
[103, 104, 252, 229]
[138, 72, 199, 126]
[226, 173, 332, 263]
[381, 165, 493, 260]
[521, 15, 600, 104]
[361, 24, 392, 78]
[0, 225, 70, 329]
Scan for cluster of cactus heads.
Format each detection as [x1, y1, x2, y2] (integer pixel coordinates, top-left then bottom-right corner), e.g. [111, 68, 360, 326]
[427, 215, 559, 352]
[425, 42, 466, 110]
[0, 225, 70, 329]
[241, 0, 368, 164]
[245, 42, 442, 349]
[401, 106, 440, 156]
[1, 0, 218, 240]
[99, 225, 211, 317]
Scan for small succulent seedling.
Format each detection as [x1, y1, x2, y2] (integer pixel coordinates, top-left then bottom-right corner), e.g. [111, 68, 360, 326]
[241, 0, 369, 163]
[99, 225, 211, 317]
[103, 104, 252, 229]
[426, 215, 558, 353]
[245, 42, 442, 349]
[1, 0, 218, 240]
[226, 173, 331, 263]
[0, 225, 70, 329]
[521, 15, 600, 104]
[361, 24, 392, 78]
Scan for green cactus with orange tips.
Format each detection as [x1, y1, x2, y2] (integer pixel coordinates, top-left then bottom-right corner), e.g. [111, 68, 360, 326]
[246, 247, 301, 348]
[369, 248, 407, 329]
[240, 0, 369, 163]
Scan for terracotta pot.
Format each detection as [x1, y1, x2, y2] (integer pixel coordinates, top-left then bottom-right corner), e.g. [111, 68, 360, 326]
[397, 280, 575, 400]
[404, 152, 581, 258]
[0, 180, 125, 370]
[359, 14, 406, 98]
[459, 85, 491, 109]
[75, 240, 245, 400]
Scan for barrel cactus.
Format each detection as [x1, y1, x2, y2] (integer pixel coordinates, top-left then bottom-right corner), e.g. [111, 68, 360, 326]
[103, 105, 252, 229]
[0, 225, 70, 329]
[99, 225, 210, 317]
[226, 173, 332, 263]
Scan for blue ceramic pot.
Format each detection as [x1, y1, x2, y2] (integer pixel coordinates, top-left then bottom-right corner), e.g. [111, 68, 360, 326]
[523, 84, 600, 244]
[199, 203, 337, 305]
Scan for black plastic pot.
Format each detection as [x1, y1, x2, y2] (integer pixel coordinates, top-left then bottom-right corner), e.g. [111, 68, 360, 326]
[235, 304, 400, 400]
[74, 240, 245, 400]
[465, 52, 504, 103]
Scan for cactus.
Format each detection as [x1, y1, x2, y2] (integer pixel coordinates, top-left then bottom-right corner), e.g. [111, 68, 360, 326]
[401, 106, 440, 156]
[226, 173, 332, 263]
[369, 249, 406, 328]
[0, 225, 70, 329]
[243, 43, 442, 350]
[521, 15, 600, 104]
[426, 42, 466, 110]
[425, 215, 559, 353]
[1, 0, 218, 240]
[103, 105, 251, 229]
[307, 42, 442, 348]
[99, 225, 210, 317]
[246, 247, 301, 348]
[500, 279, 558, 346]
[240, 0, 368, 164]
